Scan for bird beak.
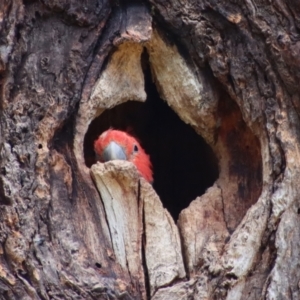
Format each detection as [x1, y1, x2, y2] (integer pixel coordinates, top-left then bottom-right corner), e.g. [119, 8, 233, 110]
[102, 141, 127, 162]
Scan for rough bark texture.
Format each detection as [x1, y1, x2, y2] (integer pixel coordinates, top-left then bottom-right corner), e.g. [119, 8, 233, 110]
[0, 0, 300, 299]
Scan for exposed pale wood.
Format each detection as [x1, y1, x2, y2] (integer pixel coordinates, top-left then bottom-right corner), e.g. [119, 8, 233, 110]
[140, 179, 185, 295]
[91, 161, 185, 297]
[151, 280, 196, 300]
[91, 161, 145, 297]
[178, 185, 228, 276]
[146, 30, 218, 145]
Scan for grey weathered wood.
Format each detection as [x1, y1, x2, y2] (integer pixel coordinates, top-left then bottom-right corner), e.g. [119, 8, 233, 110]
[91, 161, 185, 297]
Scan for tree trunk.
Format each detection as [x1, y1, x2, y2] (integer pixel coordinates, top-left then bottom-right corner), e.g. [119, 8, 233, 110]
[1, 0, 300, 299]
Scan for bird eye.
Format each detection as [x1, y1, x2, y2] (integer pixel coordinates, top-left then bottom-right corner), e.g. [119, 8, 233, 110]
[133, 145, 138, 152]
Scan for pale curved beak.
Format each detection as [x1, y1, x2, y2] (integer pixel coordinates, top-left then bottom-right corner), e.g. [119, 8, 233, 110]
[102, 141, 127, 162]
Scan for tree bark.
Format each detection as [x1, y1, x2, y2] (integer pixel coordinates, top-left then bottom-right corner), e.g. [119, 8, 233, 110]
[1, 0, 300, 299]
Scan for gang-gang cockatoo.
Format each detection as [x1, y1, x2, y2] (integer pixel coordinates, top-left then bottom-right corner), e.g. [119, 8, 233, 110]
[94, 129, 153, 183]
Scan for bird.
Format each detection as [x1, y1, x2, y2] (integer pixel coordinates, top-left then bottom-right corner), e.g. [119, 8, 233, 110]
[94, 129, 153, 183]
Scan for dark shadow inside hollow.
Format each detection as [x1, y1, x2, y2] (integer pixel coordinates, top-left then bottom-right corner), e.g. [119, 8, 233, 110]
[84, 63, 219, 221]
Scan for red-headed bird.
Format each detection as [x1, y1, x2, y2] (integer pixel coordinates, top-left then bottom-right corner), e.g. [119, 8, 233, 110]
[94, 129, 153, 183]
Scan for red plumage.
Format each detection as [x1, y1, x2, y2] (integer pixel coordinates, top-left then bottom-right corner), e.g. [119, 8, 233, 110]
[94, 129, 153, 183]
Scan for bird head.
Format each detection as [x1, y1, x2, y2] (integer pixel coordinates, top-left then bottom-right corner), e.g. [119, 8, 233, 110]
[94, 129, 153, 183]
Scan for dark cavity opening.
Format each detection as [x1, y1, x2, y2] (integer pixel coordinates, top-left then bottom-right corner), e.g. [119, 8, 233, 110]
[84, 64, 219, 221]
